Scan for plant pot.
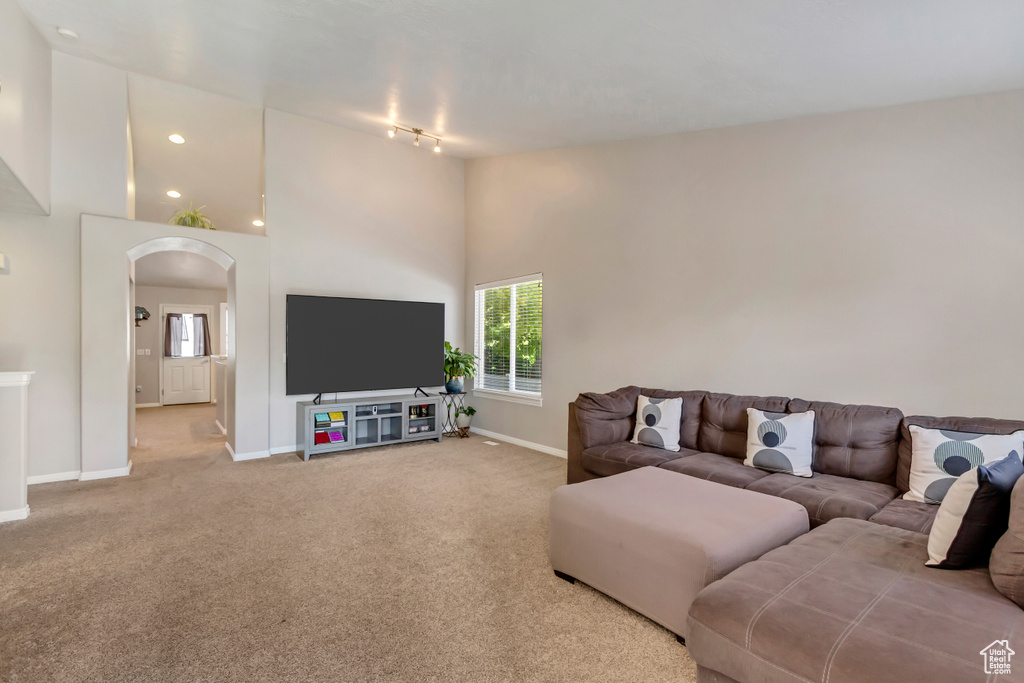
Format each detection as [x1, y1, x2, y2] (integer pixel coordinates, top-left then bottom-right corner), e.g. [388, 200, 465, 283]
[445, 377, 464, 394]
[456, 413, 472, 429]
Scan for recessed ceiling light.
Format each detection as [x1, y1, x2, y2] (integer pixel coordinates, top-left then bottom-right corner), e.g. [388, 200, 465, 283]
[168, 134, 185, 144]
[166, 190, 181, 198]
[56, 27, 79, 39]
[252, 219, 264, 227]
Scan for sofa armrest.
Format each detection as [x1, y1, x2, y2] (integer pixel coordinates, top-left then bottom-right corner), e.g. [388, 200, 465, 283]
[567, 403, 600, 484]
[567, 386, 641, 484]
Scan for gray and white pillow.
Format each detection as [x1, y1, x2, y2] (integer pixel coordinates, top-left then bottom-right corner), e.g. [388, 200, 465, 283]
[631, 395, 682, 452]
[744, 409, 815, 477]
[905, 426, 1024, 504]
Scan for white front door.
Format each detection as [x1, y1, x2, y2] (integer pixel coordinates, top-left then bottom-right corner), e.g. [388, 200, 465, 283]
[163, 356, 211, 404]
[161, 305, 213, 405]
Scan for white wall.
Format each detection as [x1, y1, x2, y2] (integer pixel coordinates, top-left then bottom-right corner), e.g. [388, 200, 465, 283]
[0, 0, 51, 213]
[134, 285, 227, 405]
[264, 110, 465, 451]
[465, 88, 1024, 452]
[0, 53, 129, 479]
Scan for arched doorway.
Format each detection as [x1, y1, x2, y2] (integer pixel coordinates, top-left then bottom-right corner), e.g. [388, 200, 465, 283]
[129, 241, 233, 455]
[80, 217, 270, 480]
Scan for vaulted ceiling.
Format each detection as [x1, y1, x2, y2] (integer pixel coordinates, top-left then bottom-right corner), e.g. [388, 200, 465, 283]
[18, 0, 1024, 157]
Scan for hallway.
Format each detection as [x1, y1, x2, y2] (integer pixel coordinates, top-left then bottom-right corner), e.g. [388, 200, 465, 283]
[133, 403, 226, 464]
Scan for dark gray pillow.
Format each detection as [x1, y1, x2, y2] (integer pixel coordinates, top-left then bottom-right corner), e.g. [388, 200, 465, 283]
[990, 472, 1024, 606]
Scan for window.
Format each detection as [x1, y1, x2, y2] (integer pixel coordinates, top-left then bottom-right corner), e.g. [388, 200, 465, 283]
[474, 274, 542, 405]
[164, 312, 211, 358]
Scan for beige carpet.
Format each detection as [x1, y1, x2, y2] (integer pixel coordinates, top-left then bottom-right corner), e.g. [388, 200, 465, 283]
[2, 404, 697, 682]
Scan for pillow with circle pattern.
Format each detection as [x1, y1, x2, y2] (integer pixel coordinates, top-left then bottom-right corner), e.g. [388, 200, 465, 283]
[744, 408, 815, 477]
[906, 426, 1024, 504]
[630, 395, 682, 452]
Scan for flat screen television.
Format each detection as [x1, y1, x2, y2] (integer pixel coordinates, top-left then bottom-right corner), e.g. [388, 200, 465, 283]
[286, 295, 445, 395]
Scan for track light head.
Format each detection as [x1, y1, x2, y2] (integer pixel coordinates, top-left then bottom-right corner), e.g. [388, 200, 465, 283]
[433, 140, 441, 153]
[413, 134, 420, 147]
[387, 127, 396, 139]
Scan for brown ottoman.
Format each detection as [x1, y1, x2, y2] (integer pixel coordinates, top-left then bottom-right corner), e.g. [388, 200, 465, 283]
[549, 466, 809, 639]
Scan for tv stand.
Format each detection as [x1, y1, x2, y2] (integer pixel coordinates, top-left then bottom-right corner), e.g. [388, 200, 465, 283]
[296, 393, 442, 461]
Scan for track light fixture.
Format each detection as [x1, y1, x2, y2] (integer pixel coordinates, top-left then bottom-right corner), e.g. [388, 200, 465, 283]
[387, 124, 443, 153]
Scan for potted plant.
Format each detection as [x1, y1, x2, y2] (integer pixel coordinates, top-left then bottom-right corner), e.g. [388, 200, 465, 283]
[169, 204, 217, 230]
[455, 405, 476, 429]
[444, 341, 477, 393]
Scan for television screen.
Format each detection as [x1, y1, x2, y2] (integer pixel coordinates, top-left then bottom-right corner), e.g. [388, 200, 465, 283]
[286, 295, 445, 395]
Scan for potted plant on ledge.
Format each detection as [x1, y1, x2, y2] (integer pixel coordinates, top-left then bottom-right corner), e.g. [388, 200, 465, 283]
[444, 341, 478, 394]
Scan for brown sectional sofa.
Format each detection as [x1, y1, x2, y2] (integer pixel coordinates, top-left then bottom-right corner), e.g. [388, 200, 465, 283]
[566, 386, 1024, 683]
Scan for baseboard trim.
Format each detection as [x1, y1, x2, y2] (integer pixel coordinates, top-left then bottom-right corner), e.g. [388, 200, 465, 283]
[135, 403, 161, 408]
[0, 506, 30, 523]
[270, 445, 299, 456]
[215, 420, 227, 435]
[469, 427, 567, 459]
[226, 441, 269, 462]
[28, 471, 81, 485]
[79, 461, 132, 481]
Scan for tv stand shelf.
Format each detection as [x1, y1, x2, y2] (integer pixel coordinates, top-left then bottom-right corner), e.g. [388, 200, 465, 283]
[296, 394, 442, 461]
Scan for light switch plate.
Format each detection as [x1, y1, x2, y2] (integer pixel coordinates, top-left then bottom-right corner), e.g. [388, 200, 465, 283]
[136, 349, 145, 355]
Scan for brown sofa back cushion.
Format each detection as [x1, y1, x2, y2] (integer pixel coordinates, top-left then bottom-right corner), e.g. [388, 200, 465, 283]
[787, 399, 902, 485]
[698, 393, 789, 459]
[897, 415, 1024, 493]
[639, 388, 708, 451]
[574, 386, 641, 449]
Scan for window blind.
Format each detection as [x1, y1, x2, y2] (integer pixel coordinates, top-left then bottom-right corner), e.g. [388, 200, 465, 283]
[474, 275, 542, 395]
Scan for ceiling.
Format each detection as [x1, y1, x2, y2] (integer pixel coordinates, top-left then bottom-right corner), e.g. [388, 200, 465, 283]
[18, 0, 1024, 158]
[129, 73, 264, 234]
[135, 251, 228, 290]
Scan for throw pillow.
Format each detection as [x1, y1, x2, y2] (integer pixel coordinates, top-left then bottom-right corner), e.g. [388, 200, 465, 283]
[905, 426, 1024, 504]
[990, 475, 1024, 608]
[630, 395, 682, 452]
[744, 409, 815, 477]
[926, 450, 1024, 568]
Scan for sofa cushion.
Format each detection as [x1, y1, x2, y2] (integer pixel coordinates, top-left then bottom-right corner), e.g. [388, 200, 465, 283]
[897, 414, 1024, 494]
[744, 408, 815, 477]
[659, 452, 771, 489]
[574, 386, 642, 449]
[990, 475, 1024, 609]
[746, 472, 898, 527]
[869, 498, 938, 534]
[581, 442, 697, 478]
[630, 395, 683, 451]
[787, 399, 902, 485]
[639, 388, 707, 450]
[698, 393, 789, 459]
[687, 518, 1024, 683]
[905, 425, 1024, 504]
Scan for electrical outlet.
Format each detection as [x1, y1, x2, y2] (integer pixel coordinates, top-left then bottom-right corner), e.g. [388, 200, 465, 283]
[136, 386, 142, 393]
[145, 349, 151, 355]
[136, 349, 145, 356]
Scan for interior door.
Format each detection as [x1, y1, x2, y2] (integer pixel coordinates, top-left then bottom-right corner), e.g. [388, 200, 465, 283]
[161, 307, 213, 405]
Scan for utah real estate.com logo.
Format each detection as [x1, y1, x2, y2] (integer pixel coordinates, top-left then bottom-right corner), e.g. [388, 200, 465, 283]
[981, 640, 1015, 675]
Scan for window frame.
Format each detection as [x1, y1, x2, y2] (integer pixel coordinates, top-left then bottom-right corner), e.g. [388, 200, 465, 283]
[473, 273, 543, 407]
